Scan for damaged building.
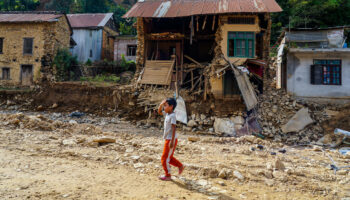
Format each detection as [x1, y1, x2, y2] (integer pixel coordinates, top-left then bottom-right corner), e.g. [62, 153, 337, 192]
[276, 27, 350, 100]
[0, 12, 72, 86]
[123, 0, 282, 114]
[67, 13, 118, 62]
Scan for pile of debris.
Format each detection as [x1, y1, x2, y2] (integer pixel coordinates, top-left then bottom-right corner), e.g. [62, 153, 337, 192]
[257, 58, 347, 144]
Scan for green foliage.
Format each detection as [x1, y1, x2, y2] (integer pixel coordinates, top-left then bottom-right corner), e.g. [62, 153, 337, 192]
[80, 74, 120, 83]
[0, 0, 40, 11]
[272, 0, 350, 44]
[119, 22, 135, 35]
[86, 59, 92, 66]
[120, 54, 135, 71]
[45, 0, 73, 13]
[53, 48, 78, 81]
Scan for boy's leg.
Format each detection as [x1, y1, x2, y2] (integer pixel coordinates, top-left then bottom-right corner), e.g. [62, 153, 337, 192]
[169, 139, 183, 168]
[161, 140, 172, 177]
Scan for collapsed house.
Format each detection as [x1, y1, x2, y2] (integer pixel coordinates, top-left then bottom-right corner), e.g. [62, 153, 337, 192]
[276, 27, 350, 100]
[0, 11, 72, 86]
[123, 0, 282, 115]
[67, 13, 118, 62]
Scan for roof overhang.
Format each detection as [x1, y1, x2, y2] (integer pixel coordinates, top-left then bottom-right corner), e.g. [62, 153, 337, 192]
[289, 48, 350, 54]
[123, 0, 282, 18]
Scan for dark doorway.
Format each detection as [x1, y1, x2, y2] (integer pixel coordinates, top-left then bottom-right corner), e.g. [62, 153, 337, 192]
[223, 70, 240, 97]
[21, 65, 33, 86]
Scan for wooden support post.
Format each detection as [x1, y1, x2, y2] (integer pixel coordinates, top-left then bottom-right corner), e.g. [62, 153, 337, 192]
[191, 70, 194, 89]
[212, 15, 216, 31]
[202, 15, 207, 30]
[196, 16, 199, 32]
[181, 39, 184, 84]
[190, 16, 194, 45]
[204, 76, 208, 101]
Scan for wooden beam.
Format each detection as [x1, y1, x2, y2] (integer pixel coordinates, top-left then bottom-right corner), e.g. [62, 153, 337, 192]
[184, 55, 204, 68]
[202, 15, 207, 30]
[212, 15, 216, 31]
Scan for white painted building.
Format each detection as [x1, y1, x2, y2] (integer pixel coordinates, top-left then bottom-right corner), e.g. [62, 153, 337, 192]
[277, 27, 350, 99]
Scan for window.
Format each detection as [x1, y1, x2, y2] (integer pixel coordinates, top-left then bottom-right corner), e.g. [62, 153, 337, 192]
[2, 68, 10, 80]
[0, 38, 3, 54]
[23, 38, 33, 55]
[228, 17, 255, 25]
[89, 49, 93, 57]
[227, 32, 254, 58]
[127, 45, 137, 56]
[311, 60, 341, 85]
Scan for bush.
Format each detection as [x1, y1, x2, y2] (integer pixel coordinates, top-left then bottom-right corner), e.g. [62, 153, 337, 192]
[53, 48, 79, 81]
[120, 54, 136, 72]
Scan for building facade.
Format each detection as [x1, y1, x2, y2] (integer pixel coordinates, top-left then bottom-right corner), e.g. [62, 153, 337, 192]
[277, 27, 350, 99]
[114, 35, 137, 62]
[67, 13, 118, 63]
[0, 12, 71, 86]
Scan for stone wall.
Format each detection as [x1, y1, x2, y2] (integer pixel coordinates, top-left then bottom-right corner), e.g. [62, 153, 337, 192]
[0, 16, 70, 86]
[135, 18, 145, 78]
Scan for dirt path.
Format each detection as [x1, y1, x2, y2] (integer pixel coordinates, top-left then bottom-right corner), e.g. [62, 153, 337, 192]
[0, 112, 349, 200]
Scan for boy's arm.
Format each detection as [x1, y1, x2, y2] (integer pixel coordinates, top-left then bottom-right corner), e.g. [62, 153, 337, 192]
[158, 100, 166, 116]
[170, 124, 176, 148]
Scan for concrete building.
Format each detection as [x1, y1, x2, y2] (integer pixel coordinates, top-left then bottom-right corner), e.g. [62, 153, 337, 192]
[67, 13, 118, 63]
[114, 35, 137, 62]
[0, 12, 72, 86]
[277, 27, 350, 99]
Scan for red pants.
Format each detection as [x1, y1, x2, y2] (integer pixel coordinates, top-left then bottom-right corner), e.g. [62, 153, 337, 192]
[161, 139, 183, 177]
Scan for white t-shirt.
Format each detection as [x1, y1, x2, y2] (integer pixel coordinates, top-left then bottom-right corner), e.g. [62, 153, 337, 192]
[162, 111, 177, 140]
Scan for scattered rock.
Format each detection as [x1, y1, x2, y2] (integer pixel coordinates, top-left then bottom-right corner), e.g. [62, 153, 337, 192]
[133, 163, 144, 169]
[187, 120, 197, 127]
[274, 159, 285, 171]
[37, 105, 44, 111]
[62, 139, 77, 145]
[51, 103, 58, 109]
[233, 170, 244, 180]
[188, 137, 200, 142]
[214, 118, 235, 136]
[218, 169, 227, 179]
[69, 120, 78, 124]
[281, 108, 313, 133]
[265, 179, 274, 187]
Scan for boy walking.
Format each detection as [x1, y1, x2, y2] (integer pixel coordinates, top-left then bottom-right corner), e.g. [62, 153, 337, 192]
[158, 98, 184, 181]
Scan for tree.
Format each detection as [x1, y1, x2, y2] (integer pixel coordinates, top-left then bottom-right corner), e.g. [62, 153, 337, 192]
[0, 0, 40, 11]
[45, 0, 73, 13]
[271, 0, 350, 44]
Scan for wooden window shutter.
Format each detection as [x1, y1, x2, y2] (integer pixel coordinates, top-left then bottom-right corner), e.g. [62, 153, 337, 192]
[311, 64, 323, 85]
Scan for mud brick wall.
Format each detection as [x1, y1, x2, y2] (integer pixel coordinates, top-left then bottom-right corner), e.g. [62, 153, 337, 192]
[0, 17, 70, 86]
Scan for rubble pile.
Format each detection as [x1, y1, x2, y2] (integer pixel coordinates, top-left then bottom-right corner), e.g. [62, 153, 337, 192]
[258, 58, 346, 144]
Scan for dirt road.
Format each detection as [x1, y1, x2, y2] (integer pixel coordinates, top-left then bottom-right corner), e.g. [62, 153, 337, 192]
[0, 112, 349, 200]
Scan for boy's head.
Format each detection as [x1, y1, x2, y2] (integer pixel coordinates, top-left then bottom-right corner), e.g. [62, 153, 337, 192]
[164, 98, 177, 113]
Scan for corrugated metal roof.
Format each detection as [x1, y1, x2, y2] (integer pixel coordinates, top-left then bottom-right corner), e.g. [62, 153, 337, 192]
[0, 13, 63, 22]
[123, 0, 282, 18]
[67, 13, 113, 28]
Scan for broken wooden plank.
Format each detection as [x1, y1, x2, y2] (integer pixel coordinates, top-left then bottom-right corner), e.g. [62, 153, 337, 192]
[184, 55, 205, 68]
[222, 56, 258, 111]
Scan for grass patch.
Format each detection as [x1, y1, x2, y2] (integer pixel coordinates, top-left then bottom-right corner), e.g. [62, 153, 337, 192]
[80, 74, 120, 83]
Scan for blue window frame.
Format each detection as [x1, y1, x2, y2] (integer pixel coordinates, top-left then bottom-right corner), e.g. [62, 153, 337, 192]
[227, 32, 255, 58]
